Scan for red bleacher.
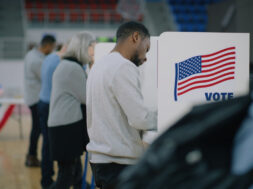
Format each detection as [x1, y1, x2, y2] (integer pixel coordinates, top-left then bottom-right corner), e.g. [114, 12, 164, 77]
[24, 0, 140, 24]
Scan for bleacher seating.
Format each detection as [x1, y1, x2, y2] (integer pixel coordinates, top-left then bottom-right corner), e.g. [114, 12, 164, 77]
[24, 0, 143, 24]
[167, 0, 224, 32]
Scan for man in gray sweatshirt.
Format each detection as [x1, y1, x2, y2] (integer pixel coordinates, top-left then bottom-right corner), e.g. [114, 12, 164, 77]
[86, 21, 157, 189]
[24, 35, 56, 170]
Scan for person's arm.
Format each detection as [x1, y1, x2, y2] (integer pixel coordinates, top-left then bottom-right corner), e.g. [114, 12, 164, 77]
[112, 63, 157, 131]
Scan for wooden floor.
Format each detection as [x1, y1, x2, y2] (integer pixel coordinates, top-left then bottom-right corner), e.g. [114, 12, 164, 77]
[0, 109, 93, 189]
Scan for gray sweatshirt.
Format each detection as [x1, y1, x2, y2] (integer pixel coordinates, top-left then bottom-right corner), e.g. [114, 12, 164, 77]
[86, 52, 157, 165]
[48, 59, 87, 127]
[24, 48, 45, 106]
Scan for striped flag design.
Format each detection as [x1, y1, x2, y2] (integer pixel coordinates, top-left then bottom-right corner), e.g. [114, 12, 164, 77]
[174, 47, 236, 101]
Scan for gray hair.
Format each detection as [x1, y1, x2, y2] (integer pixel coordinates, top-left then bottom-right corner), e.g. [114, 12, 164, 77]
[63, 31, 96, 65]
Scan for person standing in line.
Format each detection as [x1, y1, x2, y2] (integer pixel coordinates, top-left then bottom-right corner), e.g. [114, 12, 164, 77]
[86, 21, 157, 189]
[47, 32, 96, 189]
[38, 43, 68, 189]
[24, 35, 56, 167]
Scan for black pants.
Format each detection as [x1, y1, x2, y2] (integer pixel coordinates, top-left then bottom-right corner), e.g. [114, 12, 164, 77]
[28, 103, 41, 156]
[90, 163, 128, 189]
[38, 101, 54, 187]
[55, 157, 83, 189]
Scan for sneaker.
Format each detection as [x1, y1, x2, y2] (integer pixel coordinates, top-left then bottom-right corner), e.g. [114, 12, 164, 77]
[25, 154, 41, 167]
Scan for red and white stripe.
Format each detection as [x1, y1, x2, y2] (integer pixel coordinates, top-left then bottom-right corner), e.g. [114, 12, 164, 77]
[0, 104, 15, 132]
[178, 47, 235, 96]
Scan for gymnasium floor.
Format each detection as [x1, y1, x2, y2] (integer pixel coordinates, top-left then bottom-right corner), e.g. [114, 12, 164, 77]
[0, 106, 92, 189]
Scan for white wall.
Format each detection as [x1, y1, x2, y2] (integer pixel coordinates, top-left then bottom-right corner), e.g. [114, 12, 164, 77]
[26, 28, 117, 44]
[0, 60, 24, 97]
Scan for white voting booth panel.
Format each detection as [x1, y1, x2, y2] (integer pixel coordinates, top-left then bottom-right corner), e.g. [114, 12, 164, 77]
[94, 42, 115, 62]
[158, 32, 250, 135]
[0, 60, 24, 102]
[140, 37, 158, 110]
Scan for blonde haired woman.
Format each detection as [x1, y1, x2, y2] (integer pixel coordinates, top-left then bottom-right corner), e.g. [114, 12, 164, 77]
[48, 32, 96, 189]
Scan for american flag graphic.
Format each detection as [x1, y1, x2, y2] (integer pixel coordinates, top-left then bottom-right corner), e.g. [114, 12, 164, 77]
[174, 47, 236, 101]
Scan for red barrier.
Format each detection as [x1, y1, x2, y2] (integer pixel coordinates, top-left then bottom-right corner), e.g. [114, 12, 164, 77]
[0, 105, 16, 132]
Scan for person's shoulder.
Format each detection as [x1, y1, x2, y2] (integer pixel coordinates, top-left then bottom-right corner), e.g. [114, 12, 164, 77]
[53, 59, 74, 78]
[27, 48, 44, 61]
[60, 59, 83, 73]
[25, 49, 39, 66]
[25, 49, 35, 59]
[44, 53, 60, 64]
[118, 62, 139, 76]
[113, 61, 139, 81]
[58, 59, 72, 69]
[42, 53, 60, 69]
[107, 52, 134, 68]
[46, 52, 58, 59]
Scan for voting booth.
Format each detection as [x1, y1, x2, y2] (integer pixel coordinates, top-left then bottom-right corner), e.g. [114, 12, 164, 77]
[158, 32, 250, 134]
[89, 32, 250, 143]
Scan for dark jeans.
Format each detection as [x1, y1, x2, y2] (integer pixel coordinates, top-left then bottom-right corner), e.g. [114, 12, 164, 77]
[90, 163, 128, 189]
[38, 101, 54, 187]
[28, 103, 41, 156]
[55, 157, 82, 189]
